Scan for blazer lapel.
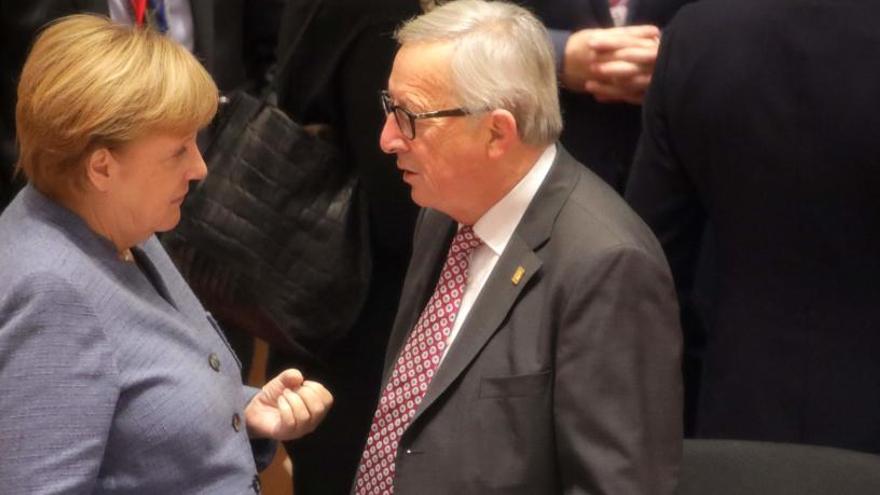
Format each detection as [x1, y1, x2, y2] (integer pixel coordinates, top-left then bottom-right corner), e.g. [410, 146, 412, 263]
[131, 246, 180, 311]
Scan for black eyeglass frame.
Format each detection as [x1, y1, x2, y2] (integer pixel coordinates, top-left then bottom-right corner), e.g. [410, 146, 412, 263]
[380, 90, 471, 140]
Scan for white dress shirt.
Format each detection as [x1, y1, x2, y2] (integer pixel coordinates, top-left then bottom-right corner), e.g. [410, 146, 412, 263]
[108, 0, 195, 52]
[610, 0, 631, 27]
[440, 144, 557, 364]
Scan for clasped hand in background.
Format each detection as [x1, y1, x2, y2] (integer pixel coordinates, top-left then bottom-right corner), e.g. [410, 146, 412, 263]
[562, 25, 661, 105]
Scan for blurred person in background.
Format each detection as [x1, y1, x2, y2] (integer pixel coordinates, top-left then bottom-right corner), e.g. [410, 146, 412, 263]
[627, 0, 880, 454]
[518, 0, 697, 191]
[268, 0, 423, 493]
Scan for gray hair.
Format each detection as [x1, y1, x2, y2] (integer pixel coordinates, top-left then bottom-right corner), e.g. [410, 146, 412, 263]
[396, 0, 562, 146]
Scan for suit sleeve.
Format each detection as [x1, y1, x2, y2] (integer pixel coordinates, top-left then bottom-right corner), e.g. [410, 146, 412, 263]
[549, 28, 573, 74]
[555, 246, 683, 495]
[624, 21, 709, 385]
[625, 23, 705, 312]
[0, 274, 119, 494]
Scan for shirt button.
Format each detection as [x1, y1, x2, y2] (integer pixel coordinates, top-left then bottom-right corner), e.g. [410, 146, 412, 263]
[208, 353, 221, 372]
[232, 413, 242, 432]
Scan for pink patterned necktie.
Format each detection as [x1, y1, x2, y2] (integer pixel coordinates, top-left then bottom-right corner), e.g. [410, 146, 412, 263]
[355, 225, 482, 495]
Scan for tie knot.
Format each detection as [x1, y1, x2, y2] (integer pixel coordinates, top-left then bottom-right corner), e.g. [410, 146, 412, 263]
[450, 225, 482, 257]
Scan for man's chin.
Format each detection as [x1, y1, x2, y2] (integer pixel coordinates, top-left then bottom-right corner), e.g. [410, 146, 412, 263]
[409, 189, 431, 209]
[155, 211, 182, 233]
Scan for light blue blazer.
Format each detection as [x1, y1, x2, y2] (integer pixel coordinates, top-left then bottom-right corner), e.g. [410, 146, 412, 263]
[0, 186, 270, 494]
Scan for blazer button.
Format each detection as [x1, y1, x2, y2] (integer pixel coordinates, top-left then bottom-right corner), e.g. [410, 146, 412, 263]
[232, 413, 242, 432]
[208, 353, 221, 372]
[251, 474, 262, 493]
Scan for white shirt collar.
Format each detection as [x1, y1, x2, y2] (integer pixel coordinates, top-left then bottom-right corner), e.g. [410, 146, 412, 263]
[468, 144, 556, 256]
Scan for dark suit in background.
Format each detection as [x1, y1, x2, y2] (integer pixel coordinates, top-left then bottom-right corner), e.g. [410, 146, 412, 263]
[384, 148, 683, 494]
[626, 0, 880, 453]
[518, 0, 694, 190]
[269, 1, 422, 493]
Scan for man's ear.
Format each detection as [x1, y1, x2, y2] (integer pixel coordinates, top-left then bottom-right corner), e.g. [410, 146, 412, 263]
[85, 148, 115, 192]
[487, 109, 519, 160]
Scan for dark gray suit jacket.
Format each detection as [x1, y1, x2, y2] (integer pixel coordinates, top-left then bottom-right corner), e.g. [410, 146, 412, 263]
[380, 147, 683, 494]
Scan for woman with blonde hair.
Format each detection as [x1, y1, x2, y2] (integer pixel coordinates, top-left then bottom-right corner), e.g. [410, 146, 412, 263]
[0, 14, 332, 493]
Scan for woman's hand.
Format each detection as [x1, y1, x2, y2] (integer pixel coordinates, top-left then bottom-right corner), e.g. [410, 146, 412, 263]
[245, 369, 334, 441]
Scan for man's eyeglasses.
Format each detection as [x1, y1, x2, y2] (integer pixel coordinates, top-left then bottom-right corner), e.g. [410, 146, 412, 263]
[380, 90, 471, 140]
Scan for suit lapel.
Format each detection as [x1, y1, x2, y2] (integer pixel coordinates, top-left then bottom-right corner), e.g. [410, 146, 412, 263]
[409, 233, 542, 425]
[627, 0, 644, 24]
[407, 146, 583, 425]
[589, 0, 615, 27]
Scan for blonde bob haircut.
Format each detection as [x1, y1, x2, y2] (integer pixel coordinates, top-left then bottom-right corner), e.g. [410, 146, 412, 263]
[15, 14, 218, 196]
[396, 0, 562, 147]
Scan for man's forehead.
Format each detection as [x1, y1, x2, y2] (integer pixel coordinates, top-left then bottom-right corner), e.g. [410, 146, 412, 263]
[388, 43, 455, 105]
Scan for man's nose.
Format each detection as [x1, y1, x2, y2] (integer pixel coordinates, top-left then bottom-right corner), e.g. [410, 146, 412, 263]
[379, 112, 408, 154]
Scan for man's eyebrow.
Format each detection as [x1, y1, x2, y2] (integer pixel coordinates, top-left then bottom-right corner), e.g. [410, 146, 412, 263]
[399, 95, 429, 113]
[388, 91, 409, 105]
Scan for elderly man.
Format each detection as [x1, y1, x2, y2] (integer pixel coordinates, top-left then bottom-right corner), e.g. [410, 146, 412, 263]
[353, 1, 682, 494]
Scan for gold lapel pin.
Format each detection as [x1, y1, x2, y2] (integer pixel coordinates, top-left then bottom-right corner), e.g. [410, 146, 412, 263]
[511, 266, 526, 285]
